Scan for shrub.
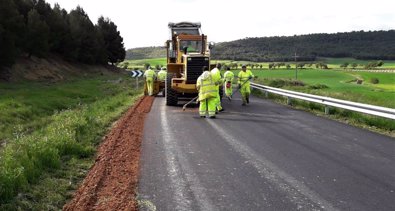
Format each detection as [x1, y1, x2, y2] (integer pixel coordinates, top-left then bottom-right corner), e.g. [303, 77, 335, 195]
[370, 78, 379, 84]
[308, 84, 329, 89]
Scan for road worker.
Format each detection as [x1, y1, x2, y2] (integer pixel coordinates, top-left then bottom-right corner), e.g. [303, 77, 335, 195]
[144, 66, 157, 96]
[197, 67, 217, 118]
[210, 63, 224, 112]
[223, 67, 234, 101]
[238, 64, 255, 106]
[157, 67, 167, 82]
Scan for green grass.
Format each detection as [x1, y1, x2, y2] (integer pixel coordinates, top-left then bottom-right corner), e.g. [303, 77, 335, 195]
[0, 74, 142, 210]
[247, 69, 395, 108]
[120, 58, 167, 69]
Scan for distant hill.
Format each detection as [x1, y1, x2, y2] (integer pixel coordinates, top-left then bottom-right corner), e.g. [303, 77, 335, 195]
[125, 47, 166, 60]
[211, 30, 395, 62]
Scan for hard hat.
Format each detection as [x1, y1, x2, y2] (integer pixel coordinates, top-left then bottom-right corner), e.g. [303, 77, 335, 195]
[242, 64, 246, 68]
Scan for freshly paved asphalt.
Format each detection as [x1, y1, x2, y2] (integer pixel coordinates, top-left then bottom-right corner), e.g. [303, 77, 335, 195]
[138, 93, 395, 211]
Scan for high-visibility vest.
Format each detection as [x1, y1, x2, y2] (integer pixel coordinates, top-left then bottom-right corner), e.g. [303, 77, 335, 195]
[224, 71, 234, 82]
[144, 69, 156, 81]
[210, 68, 222, 84]
[158, 70, 167, 81]
[238, 70, 254, 86]
[197, 74, 217, 101]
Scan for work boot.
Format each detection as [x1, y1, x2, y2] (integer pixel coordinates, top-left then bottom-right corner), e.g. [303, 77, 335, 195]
[219, 108, 225, 112]
[246, 97, 249, 104]
[209, 116, 216, 119]
[200, 116, 206, 118]
[242, 103, 246, 106]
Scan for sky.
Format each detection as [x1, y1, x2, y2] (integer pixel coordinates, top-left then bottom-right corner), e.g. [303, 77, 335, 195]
[45, 0, 395, 49]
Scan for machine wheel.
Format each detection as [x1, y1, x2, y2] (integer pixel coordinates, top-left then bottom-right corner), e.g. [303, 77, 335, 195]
[166, 73, 178, 106]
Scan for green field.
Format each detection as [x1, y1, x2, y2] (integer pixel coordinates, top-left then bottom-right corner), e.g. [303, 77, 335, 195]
[121, 57, 395, 70]
[249, 69, 395, 108]
[121, 58, 167, 69]
[0, 74, 142, 210]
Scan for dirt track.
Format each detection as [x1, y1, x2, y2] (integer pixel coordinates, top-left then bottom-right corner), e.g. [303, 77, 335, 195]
[63, 96, 154, 211]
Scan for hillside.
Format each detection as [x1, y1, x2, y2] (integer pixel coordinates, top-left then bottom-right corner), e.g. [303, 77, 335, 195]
[125, 47, 166, 60]
[0, 55, 122, 82]
[212, 30, 395, 62]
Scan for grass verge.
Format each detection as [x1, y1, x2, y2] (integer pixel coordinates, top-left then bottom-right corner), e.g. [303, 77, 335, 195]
[0, 75, 142, 210]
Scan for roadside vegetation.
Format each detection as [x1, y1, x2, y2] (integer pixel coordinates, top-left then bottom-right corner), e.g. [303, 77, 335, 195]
[0, 74, 142, 210]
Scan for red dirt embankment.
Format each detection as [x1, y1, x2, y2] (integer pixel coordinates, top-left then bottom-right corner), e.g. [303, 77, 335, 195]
[63, 96, 154, 211]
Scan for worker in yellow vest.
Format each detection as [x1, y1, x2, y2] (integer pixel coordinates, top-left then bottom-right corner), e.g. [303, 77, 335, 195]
[197, 67, 217, 118]
[238, 64, 254, 106]
[210, 63, 224, 112]
[223, 67, 234, 100]
[157, 67, 167, 82]
[144, 66, 157, 96]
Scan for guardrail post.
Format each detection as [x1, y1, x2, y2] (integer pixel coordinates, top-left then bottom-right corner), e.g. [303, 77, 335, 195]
[287, 97, 292, 105]
[136, 77, 139, 89]
[325, 106, 330, 115]
[265, 91, 268, 98]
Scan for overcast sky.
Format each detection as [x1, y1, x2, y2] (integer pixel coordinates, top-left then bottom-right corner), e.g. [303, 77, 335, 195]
[45, 0, 395, 49]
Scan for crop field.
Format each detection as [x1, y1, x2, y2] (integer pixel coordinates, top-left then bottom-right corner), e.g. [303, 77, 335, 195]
[249, 69, 395, 108]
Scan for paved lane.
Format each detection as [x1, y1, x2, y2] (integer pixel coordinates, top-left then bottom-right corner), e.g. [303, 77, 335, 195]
[138, 94, 395, 211]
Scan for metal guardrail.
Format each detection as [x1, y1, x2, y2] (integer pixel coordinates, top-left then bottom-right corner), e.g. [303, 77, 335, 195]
[250, 82, 395, 120]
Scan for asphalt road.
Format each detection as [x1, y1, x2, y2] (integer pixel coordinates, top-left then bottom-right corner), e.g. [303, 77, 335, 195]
[138, 94, 395, 211]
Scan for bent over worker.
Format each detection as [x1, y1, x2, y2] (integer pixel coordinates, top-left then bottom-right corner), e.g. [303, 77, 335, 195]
[210, 63, 224, 112]
[197, 67, 217, 118]
[157, 68, 167, 82]
[238, 64, 254, 106]
[223, 67, 234, 100]
[144, 66, 157, 96]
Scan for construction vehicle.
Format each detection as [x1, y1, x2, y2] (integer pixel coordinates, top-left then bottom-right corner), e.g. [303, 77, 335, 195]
[165, 22, 219, 105]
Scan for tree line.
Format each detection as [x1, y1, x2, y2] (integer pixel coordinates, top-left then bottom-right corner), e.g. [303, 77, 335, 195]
[0, 0, 125, 68]
[211, 30, 395, 62]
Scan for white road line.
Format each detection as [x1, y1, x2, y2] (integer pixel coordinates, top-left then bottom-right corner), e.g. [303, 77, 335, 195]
[160, 102, 216, 211]
[207, 120, 337, 211]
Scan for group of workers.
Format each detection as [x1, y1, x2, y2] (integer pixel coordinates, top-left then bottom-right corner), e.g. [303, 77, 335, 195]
[143, 63, 255, 118]
[197, 63, 255, 118]
[143, 66, 167, 96]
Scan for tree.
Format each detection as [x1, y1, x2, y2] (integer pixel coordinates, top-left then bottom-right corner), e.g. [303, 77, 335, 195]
[340, 62, 349, 69]
[0, 0, 25, 66]
[67, 6, 102, 63]
[351, 63, 358, 69]
[377, 60, 384, 67]
[46, 4, 70, 54]
[97, 16, 125, 65]
[286, 64, 291, 69]
[25, 9, 50, 57]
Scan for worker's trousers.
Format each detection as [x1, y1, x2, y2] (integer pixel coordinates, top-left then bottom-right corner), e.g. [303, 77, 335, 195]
[146, 79, 154, 96]
[224, 81, 232, 97]
[199, 98, 216, 117]
[214, 85, 222, 111]
[240, 84, 251, 104]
